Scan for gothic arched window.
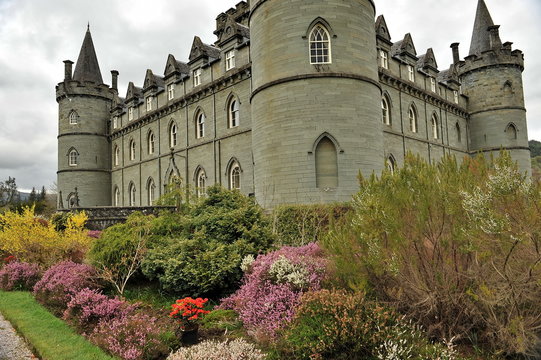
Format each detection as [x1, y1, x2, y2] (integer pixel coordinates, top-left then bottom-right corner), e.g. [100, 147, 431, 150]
[69, 111, 78, 125]
[114, 145, 120, 166]
[129, 140, 136, 161]
[147, 178, 156, 205]
[69, 149, 78, 166]
[196, 169, 206, 197]
[456, 123, 462, 144]
[387, 155, 396, 175]
[506, 123, 518, 140]
[382, 95, 391, 126]
[169, 122, 177, 148]
[148, 131, 155, 154]
[228, 98, 240, 128]
[114, 186, 120, 206]
[315, 137, 338, 188]
[409, 106, 418, 133]
[431, 114, 439, 140]
[129, 183, 136, 207]
[309, 24, 331, 64]
[196, 112, 205, 139]
[229, 162, 241, 190]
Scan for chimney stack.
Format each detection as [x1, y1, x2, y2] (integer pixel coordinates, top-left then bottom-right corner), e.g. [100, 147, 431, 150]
[450, 43, 460, 64]
[488, 25, 502, 50]
[63, 60, 74, 81]
[111, 70, 119, 91]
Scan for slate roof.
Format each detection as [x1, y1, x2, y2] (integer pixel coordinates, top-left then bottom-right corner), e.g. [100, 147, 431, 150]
[469, 0, 495, 55]
[73, 26, 103, 84]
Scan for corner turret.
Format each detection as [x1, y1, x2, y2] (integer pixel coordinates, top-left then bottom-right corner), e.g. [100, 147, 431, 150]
[456, 0, 530, 174]
[56, 26, 114, 208]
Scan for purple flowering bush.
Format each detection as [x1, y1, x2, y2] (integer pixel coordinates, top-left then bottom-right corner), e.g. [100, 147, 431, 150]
[33, 261, 99, 316]
[0, 261, 41, 291]
[220, 243, 327, 341]
[90, 310, 175, 360]
[63, 288, 136, 335]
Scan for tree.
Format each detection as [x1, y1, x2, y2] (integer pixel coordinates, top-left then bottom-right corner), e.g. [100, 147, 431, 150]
[0, 177, 19, 207]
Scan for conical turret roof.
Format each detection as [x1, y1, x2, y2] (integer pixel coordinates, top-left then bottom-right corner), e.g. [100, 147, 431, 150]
[73, 26, 103, 84]
[468, 0, 495, 55]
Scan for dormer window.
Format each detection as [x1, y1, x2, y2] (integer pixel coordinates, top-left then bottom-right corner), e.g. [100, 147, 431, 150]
[168, 84, 175, 100]
[453, 90, 459, 104]
[379, 50, 388, 69]
[225, 50, 236, 71]
[128, 107, 134, 121]
[407, 65, 415, 82]
[193, 69, 202, 87]
[69, 111, 78, 125]
[430, 78, 436, 92]
[309, 24, 331, 64]
[146, 97, 153, 112]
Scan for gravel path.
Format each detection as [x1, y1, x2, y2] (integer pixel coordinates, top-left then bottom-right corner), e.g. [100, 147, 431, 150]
[0, 312, 35, 360]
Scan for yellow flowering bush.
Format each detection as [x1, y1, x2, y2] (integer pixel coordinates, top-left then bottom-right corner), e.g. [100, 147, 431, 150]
[0, 208, 92, 266]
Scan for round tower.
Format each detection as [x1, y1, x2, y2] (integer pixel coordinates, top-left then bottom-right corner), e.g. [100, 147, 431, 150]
[250, 0, 383, 208]
[56, 27, 113, 208]
[458, 0, 531, 175]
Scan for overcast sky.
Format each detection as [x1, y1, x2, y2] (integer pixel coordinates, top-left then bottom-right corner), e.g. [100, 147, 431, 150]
[0, 0, 539, 191]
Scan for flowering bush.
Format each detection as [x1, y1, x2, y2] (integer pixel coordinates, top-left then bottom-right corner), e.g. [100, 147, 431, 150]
[3, 255, 16, 264]
[63, 288, 136, 335]
[0, 261, 41, 291]
[87, 230, 102, 239]
[167, 338, 266, 360]
[33, 261, 99, 316]
[169, 297, 210, 330]
[90, 310, 174, 360]
[220, 243, 327, 340]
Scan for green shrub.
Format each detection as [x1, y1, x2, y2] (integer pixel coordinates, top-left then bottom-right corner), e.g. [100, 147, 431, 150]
[271, 204, 351, 247]
[200, 309, 243, 332]
[323, 152, 541, 358]
[142, 186, 274, 298]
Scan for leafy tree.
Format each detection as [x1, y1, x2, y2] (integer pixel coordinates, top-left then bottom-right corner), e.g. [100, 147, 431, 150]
[323, 152, 541, 358]
[529, 139, 541, 157]
[0, 177, 19, 207]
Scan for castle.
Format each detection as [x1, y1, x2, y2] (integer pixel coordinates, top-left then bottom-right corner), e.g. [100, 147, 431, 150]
[56, 0, 531, 210]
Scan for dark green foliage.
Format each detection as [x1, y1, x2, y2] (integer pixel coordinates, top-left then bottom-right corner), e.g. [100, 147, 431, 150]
[50, 212, 70, 232]
[529, 140, 541, 157]
[142, 186, 274, 298]
[271, 203, 351, 246]
[200, 309, 243, 332]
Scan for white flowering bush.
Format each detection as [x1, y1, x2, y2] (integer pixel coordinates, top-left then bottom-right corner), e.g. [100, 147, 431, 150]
[240, 254, 255, 273]
[167, 338, 266, 360]
[267, 255, 310, 290]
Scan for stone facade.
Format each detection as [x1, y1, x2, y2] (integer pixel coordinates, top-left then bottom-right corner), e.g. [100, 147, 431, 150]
[56, 0, 531, 210]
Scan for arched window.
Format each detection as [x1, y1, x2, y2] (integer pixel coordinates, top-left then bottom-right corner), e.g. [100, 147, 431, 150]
[129, 140, 136, 161]
[431, 114, 439, 140]
[147, 178, 156, 205]
[229, 162, 241, 190]
[67, 193, 76, 208]
[228, 99, 240, 128]
[69, 111, 78, 125]
[387, 155, 396, 175]
[409, 106, 418, 133]
[506, 123, 518, 140]
[309, 24, 331, 64]
[196, 169, 206, 197]
[196, 112, 205, 139]
[69, 149, 78, 166]
[148, 131, 155, 154]
[114, 187, 120, 207]
[129, 183, 136, 207]
[381, 95, 391, 126]
[456, 123, 462, 144]
[114, 145, 120, 166]
[315, 137, 338, 188]
[169, 122, 177, 148]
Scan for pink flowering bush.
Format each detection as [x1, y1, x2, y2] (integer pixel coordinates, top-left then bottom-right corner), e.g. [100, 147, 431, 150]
[87, 230, 102, 239]
[220, 243, 327, 341]
[33, 261, 99, 316]
[63, 288, 136, 335]
[90, 310, 174, 360]
[0, 261, 41, 291]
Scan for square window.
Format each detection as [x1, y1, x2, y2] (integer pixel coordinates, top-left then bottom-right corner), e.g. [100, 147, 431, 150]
[379, 50, 388, 69]
[407, 65, 415, 82]
[146, 97, 152, 112]
[193, 69, 202, 87]
[430, 78, 436, 92]
[225, 50, 235, 71]
[168, 84, 175, 100]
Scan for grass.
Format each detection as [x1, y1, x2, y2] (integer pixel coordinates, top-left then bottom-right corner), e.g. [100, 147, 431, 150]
[0, 291, 115, 360]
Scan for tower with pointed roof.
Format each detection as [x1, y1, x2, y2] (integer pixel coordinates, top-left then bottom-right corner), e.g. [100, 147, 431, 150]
[457, 0, 530, 173]
[56, 26, 114, 208]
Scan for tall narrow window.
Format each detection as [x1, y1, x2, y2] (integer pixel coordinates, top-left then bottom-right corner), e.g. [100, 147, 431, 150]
[148, 132, 155, 154]
[309, 25, 331, 64]
[431, 114, 439, 140]
[379, 50, 388, 69]
[229, 163, 241, 190]
[430, 78, 436, 92]
[128, 107, 134, 121]
[168, 84, 175, 100]
[169, 123, 177, 147]
[114, 145, 120, 166]
[407, 65, 415, 82]
[69, 111, 78, 125]
[387, 156, 396, 175]
[409, 106, 417, 133]
[228, 99, 240, 128]
[453, 90, 459, 104]
[196, 113, 205, 139]
[69, 149, 78, 166]
[456, 123, 462, 144]
[129, 183, 136, 207]
[225, 50, 236, 71]
[113, 116, 118, 129]
[146, 97, 153, 112]
[196, 170, 206, 197]
[315, 137, 338, 188]
[130, 140, 136, 161]
[381, 96, 391, 126]
[147, 178, 156, 205]
[114, 187, 120, 206]
[193, 69, 201, 87]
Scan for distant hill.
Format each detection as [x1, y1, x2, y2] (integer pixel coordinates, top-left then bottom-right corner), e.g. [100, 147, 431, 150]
[530, 140, 541, 158]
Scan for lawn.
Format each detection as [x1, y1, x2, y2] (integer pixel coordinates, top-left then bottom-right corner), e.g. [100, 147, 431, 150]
[0, 291, 115, 360]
